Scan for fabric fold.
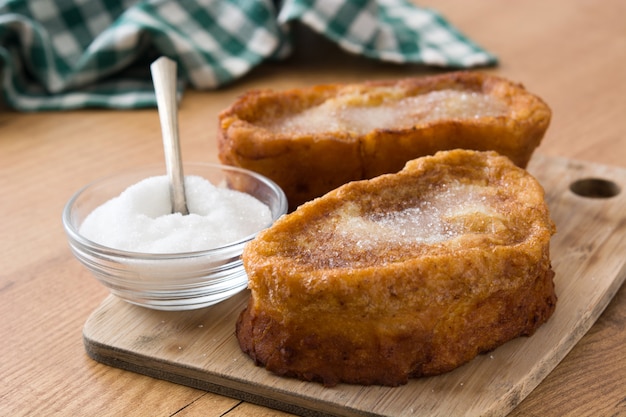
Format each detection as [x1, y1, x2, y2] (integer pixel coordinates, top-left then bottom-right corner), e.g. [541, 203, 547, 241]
[0, 0, 497, 111]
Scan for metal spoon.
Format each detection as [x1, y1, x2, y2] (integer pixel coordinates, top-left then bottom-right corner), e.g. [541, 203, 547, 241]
[150, 56, 189, 215]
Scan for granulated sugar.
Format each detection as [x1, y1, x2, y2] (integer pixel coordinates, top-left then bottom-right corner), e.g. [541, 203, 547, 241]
[79, 175, 271, 253]
[334, 182, 497, 251]
[264, 89, 508, 135]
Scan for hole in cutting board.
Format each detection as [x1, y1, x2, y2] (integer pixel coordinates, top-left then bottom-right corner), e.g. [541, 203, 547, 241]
[569, 178, 620, 198]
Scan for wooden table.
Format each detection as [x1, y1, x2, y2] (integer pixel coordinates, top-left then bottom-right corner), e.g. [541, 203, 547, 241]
[1, 1, 624, 416]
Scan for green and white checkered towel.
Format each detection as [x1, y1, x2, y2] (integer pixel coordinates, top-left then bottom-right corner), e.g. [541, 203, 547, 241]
[0, 0, 498, 111]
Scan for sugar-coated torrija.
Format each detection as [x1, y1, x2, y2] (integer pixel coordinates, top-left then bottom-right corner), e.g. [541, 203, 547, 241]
[237, 150, 557, 387]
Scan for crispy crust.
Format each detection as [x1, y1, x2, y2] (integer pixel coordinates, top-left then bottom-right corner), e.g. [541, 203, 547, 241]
[218, 72, 552, 210]
[236, 150, 557, 387]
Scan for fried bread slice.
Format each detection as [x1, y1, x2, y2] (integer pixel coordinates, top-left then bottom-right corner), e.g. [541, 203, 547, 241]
[236, 149, 557, 387]
[218, 72, 551, 210]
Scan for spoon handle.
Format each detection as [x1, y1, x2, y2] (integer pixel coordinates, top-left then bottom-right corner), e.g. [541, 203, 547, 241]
[151, 56, 189, 215]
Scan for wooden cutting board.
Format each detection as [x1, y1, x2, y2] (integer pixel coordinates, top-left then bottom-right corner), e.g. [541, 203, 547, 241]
[82, 154, 626, 417]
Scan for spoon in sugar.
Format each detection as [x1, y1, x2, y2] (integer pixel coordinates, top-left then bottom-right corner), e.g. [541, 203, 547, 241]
[150, 56, 189, 215]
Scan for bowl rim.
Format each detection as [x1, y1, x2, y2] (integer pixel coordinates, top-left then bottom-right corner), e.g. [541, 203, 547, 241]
[62, 161, 288, 260]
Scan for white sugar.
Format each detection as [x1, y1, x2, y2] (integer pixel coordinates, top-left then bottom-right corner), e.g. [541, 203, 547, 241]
[79, 175, 271, 253]
[264, 89, 508, 135]
[334, 182, 497, 249]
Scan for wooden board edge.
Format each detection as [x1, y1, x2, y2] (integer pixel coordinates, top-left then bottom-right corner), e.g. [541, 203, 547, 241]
[83, 331, 372, 417]
[82, 264, 624, 417]
[503, 263, 626, 416]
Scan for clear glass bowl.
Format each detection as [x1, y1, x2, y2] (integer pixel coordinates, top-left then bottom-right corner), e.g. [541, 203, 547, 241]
[62, 163, 287, 311]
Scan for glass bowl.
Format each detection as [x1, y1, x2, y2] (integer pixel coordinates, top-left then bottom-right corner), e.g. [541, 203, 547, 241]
[62, 162, 287, 311]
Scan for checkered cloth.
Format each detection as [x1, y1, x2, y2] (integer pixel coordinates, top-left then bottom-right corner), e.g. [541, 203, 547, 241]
[0, 0, 497, 111]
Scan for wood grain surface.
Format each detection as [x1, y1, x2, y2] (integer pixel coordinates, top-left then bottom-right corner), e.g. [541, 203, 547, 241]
[82, 154, 626, 417]
[1, 0, 625, 416]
